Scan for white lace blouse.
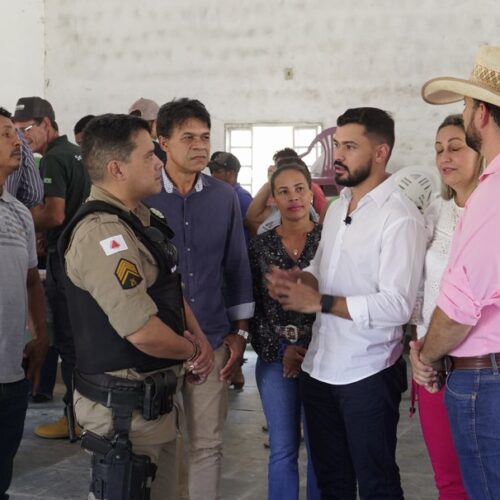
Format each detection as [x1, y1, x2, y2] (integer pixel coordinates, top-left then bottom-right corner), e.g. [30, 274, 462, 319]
[413, 197, 464, 339]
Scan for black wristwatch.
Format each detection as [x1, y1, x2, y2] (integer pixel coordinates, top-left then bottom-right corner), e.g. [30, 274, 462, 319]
[320, 294, 334, 314]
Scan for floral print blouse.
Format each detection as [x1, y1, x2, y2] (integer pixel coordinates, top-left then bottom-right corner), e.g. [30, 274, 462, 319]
[248, 224, 322, 363]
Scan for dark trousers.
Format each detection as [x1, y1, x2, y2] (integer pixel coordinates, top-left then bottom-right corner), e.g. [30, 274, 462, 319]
[300, 359, 407, 500]
[30, 346, 58, 397]
[0, 379, 29, 498]
[45, 251, 75, 405]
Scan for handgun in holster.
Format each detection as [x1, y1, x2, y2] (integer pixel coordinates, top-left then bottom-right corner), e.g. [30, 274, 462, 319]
[81, 429, 156, 500]
[75, 370, 177, 500]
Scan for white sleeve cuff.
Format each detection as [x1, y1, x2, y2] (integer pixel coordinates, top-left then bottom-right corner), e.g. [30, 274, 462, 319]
[346, 295, 370, 330]
[227, 302, 255, 321]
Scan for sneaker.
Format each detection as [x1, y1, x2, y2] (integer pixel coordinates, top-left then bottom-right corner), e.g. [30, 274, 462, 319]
[34, 415, 82, 439]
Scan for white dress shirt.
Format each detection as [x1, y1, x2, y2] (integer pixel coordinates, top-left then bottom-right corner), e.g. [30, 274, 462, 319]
[302, 176, 426, 384]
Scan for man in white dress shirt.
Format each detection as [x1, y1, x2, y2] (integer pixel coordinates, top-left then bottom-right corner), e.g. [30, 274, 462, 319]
[267, 107, 426, 499]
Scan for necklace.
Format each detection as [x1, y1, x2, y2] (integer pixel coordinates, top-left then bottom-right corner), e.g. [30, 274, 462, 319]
[277, 226, 312, 260]
[283, 239, 303, 258]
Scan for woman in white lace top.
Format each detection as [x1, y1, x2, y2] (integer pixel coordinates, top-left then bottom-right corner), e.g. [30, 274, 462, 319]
[411, 114, 482, 499]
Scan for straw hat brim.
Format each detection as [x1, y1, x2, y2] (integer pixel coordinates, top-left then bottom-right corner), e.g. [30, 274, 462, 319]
[422, 76, 500, 107]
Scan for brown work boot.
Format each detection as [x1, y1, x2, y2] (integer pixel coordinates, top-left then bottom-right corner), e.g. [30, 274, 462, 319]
[34, 415, 82, 439]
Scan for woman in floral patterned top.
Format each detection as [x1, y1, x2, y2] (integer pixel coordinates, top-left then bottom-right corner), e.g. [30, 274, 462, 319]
[249, 159, 321, 500]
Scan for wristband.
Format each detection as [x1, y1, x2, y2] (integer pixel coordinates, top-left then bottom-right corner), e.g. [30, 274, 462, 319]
[320, 294, 334, 314]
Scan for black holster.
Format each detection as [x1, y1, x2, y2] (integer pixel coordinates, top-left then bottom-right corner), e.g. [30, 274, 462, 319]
[75, 370, 177, 500]
[82, 430, 156, 500]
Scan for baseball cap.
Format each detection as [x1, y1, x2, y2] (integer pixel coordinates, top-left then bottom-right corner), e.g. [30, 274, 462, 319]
[128, 98, 160, 121]
[13, 97, 55, 121]
[208, 152, 241, 174]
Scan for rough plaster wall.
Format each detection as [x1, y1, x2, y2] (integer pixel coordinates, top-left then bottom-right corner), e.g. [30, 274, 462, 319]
[15, 0, 500, 171]
[0, 0, 45, 111]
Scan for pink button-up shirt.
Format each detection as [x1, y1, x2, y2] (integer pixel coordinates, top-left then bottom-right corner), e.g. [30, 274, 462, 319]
[437, 153, 500, 356]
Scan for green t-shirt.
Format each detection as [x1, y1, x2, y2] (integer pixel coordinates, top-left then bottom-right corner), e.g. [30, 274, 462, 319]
[41, 135, 90, 250]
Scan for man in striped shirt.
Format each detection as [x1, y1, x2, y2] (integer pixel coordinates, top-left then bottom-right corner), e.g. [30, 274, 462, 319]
[5, 130, 43, 210]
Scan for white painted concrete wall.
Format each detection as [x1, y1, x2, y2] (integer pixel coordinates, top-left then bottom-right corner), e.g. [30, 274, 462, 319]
[2, 0, 500, 174]
[1, 0, 45, 111]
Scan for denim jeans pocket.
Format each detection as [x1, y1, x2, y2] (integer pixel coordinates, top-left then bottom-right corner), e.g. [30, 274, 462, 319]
[445, 370, 477, 400]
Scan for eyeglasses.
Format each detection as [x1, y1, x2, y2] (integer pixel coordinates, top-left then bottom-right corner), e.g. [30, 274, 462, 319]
[18, 122, 40, 134]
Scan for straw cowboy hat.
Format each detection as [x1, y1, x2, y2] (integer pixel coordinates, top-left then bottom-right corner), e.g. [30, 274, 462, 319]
[422, 45, 500, 107]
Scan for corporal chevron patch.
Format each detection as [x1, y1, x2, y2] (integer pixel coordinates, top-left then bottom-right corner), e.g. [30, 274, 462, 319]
[114, 258, 143, 290]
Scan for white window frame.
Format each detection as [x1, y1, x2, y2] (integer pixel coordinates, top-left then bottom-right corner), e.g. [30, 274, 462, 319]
[225, 122, 323, 195]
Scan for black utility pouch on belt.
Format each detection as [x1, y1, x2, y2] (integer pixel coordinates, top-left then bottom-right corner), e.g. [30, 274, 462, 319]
[142, 371, 177, 421]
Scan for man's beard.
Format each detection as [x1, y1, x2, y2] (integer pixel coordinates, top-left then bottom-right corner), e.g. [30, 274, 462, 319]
[335, 161, 372, 187]
[465, 119, 482, 153]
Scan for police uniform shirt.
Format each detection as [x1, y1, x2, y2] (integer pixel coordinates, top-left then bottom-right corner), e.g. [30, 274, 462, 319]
[67, 184, 179, 444]
[65, 184, 158, 338]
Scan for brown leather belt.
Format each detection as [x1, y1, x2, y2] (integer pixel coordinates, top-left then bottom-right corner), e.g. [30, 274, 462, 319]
[449, 353, 500, 370]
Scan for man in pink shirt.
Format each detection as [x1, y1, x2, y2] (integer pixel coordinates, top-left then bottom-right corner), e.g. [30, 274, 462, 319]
[412, 45, 500, 498]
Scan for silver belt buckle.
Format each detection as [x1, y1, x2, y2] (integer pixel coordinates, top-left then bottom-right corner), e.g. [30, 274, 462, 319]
[285, 324, 299, 344]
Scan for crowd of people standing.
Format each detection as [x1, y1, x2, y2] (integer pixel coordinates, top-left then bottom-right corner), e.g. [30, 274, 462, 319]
[1, 44, 500, 500]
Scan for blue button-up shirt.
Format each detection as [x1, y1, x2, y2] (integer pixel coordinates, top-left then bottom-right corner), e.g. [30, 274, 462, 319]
[234, 183, 253, 243]
[147, 171, 254, 349]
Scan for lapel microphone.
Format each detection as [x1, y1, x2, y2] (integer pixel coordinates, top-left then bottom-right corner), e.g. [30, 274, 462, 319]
[344, 215, 352, 225]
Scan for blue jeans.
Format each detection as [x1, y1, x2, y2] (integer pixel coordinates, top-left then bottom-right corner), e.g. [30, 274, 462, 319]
[256, 358, 320, 500]
[445, 366, 500, 499]
[0, 378, 29, 497]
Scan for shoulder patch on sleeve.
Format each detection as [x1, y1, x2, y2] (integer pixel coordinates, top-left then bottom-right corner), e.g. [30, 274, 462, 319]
[100, 234, 128, 256]
[114, 258, 143, 289]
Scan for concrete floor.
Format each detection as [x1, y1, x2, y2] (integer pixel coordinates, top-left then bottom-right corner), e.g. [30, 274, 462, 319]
[8, 350, 437, 499]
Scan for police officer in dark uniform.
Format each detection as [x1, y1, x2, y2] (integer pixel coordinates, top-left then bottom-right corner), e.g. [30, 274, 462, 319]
[60, 114, 214, 500]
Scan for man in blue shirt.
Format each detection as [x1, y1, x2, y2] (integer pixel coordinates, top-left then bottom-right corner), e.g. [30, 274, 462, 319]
[147, 98, 254, 500]
[208, 151, 253, 389]
[208, 151, 253, 236]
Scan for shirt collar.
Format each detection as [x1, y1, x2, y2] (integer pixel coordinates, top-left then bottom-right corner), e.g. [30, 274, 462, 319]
[479, 152, 500, 182]
[339, 175, 397, 208]
[46, 134, 69, 153]
[89, 184, 151, 226]
[0, 187, 16, 203]
[161, 168, 205, 194]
